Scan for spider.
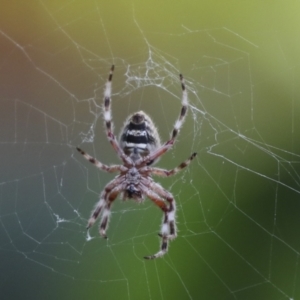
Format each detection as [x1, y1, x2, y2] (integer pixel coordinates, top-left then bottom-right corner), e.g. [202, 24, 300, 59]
[77, 65, 197, 259]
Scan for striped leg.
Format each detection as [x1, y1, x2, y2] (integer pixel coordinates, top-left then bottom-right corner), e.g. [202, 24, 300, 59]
[143, 185, 177, 260]
[76, 147, 127, 173]
[137, 74, 189, 166]
[87, 191, 107, 230]
[103, 65, 114, 136]
[143, 190, 169, 259]
[169, 74, 188, 145]
[103, 65, 132, 165]
[151, 182, 177, 239]
[98, 186, 121, 238]
[147, 152, 197, 177]
[86, 178, 122, 233]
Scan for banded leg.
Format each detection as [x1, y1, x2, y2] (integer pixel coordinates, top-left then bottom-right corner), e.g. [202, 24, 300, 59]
[143, 187, 177, 260]
[143, 190, 169, 259]
[103, 65, 132, 166]
[146, 152, 197, 177]
[76, 147, 127, 173]
[87, 177, 123, 230]
[103, 65, 114, 136]
[151, 182, 177, 239]
[137, 74, 189, 166]
[169, 74, 188, 144]
[87, 191, 107, 229]
[98, 186, 121, 238]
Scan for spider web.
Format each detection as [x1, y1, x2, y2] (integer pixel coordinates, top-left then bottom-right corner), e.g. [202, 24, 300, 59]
[1, 1, 300, 299]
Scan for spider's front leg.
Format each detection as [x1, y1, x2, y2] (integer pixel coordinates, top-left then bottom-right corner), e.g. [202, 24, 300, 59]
[102, 65, 132, 166]
[137, 73, 189, 167]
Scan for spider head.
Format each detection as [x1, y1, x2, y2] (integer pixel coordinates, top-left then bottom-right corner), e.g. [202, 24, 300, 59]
[119, 111, 161, 163]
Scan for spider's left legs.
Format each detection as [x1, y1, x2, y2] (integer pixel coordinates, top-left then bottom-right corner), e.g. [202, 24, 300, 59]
[103, 65, 131, 165]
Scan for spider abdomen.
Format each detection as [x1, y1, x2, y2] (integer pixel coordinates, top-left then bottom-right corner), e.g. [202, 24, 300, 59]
[119, 111, 161, 162]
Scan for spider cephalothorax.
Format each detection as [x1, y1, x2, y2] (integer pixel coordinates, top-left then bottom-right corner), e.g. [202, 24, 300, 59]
[77, 65, 196, 259]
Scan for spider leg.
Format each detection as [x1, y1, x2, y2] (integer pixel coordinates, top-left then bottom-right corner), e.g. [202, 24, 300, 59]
[142, 190, 169, 259]
[137, 74, 189, 166]
[144, 234, 169, 260]
[103, 65, 132, 166]
[150, 182, 177, 239]
[103, 65, 114, 136]
[87, 192, 106, 229]
[98, 186, 122, 238]
[169, 74, 188, 145]
[76, 147, 127, 173]
[142, 186, 177, 260]
[87, 177, 123, 231]
[146, 152, 197, 177]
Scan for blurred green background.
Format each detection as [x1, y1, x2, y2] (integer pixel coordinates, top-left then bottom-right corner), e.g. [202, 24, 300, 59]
[1, 1, 300, 299]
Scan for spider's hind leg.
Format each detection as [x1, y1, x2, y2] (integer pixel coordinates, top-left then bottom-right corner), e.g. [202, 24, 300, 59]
[150, 182, 177, 240]
[87, 178, 122, 238]
[87, 194, 105, 230]
[143, 188, 177, 259]
[97, 186, 120, 238]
